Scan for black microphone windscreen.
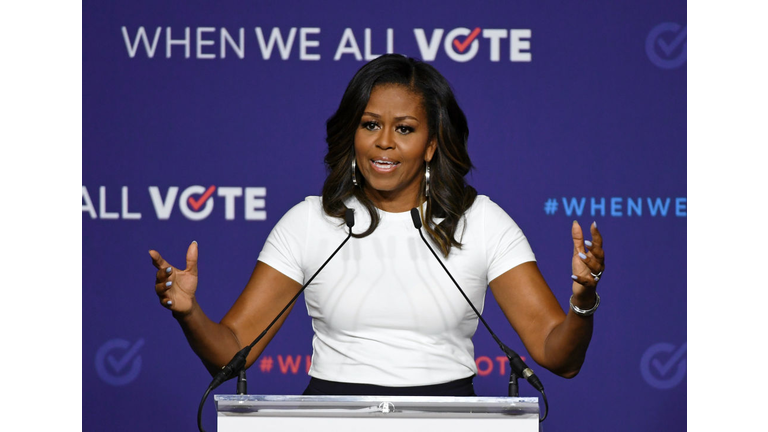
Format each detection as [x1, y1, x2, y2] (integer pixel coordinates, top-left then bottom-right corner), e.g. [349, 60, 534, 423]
[410, 208, 422, 229]
[345, 208, 355, 228]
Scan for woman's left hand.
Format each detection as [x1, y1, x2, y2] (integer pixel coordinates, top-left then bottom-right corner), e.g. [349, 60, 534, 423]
[570, 221, 605, 300]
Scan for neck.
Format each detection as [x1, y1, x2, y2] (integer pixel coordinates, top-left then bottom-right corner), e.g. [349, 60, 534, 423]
[363, 187, 422, 213]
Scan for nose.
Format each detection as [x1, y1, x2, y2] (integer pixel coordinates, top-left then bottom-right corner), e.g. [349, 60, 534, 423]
[375, 127, 395, 150]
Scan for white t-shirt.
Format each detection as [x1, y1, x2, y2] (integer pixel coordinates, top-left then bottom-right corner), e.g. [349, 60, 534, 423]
[257, 195, 535, 386]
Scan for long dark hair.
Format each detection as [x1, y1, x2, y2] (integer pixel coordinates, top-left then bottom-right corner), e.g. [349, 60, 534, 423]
[322, 54, 477, 256]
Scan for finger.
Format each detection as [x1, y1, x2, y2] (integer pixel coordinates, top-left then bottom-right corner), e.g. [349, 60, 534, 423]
[589, 221, 603, 248]
[155, 280, 173, 296]
[149, 249, 170, 270]
[578, 251, 603, 275]
[585, 221, 605, 265]
[155, 265, 174, 282]
[571, 273, 596, 289]
[571, 221, 586, 255]
[186, 241, 198, 276]
[160, 296, 173, 308]
[586, 244, 605, 262]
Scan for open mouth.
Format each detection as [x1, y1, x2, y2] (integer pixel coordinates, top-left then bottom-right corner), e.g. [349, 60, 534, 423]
[370, 159, 400, 172]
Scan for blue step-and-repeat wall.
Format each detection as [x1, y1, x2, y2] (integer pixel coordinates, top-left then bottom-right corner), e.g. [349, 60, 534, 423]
[83, 1, 686, 430]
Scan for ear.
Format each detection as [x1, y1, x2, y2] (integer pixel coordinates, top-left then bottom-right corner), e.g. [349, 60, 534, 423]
[424, 138, 437, 163]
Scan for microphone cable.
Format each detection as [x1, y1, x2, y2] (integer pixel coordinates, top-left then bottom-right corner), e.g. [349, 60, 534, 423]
[196, 209, 355, 432]
[409, 208, 548, 422]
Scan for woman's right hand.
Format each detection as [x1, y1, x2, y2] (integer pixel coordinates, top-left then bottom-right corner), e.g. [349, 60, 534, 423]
[150, 241, 199, 316]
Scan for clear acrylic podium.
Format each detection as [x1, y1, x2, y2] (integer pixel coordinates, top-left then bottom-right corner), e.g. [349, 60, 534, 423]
[215, 394, 539, 432]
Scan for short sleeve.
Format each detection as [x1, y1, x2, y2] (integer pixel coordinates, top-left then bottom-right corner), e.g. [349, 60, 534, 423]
[257, 199, 310, 285]
[483, 197, 537, 283]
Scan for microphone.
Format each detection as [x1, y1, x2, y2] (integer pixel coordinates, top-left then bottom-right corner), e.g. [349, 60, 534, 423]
[345, 208, 355, 228]
[197, 209, 356, 432]
[236, 369, 247, 395]
[409, 208, 545, 396]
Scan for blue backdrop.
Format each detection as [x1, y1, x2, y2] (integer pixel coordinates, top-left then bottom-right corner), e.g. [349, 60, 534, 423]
[83, 1, 686, 430]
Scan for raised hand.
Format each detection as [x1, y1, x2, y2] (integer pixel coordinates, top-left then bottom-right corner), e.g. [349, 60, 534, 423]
[150, 241, 199, 315]
[570, 221, 605, 299]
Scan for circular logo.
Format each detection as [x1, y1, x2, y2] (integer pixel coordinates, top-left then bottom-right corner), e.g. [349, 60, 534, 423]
[640, 342, 687, 389]
[378, 402, 396, 413]
[646, 22, 687, 69]
[95, 338, 145, 386]
[444, 28, 480, 62]
[180, 185, 216, 220]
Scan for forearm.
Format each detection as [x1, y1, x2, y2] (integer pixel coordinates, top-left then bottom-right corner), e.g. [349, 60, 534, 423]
[173, 299, 242, 376]
[540, 291, 596, 378]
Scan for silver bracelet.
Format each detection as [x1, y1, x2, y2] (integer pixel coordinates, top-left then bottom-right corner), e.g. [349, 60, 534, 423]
[570, 293, 600, 317]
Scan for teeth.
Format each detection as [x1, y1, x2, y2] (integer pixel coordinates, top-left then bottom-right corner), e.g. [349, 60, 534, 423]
[374, 160, 397, 165]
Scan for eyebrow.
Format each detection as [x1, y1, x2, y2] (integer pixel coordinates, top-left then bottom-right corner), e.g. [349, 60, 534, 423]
[363, 112, 421, 122]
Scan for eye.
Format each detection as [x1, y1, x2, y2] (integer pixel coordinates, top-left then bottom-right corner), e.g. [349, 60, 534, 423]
[361, 121, 380, 131]
[396, 125, 415, 135]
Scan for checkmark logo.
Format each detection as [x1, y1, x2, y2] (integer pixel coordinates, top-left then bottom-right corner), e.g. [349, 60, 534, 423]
[646, 22, 687, 69]
[95, 338, 145, 386]
[640, 342, 687, 390]
[106, 338, 145, 372]
[656, 27, 686, 57]
[187, 185, 216, 211]
[453, 27, 481, 53]
[650, 343, 686, 376]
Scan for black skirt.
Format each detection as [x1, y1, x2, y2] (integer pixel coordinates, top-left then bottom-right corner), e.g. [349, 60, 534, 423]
[302, 376, 476, 396]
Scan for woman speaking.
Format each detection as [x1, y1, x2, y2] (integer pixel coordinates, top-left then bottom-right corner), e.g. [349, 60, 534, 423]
[150, 54, 605, 397]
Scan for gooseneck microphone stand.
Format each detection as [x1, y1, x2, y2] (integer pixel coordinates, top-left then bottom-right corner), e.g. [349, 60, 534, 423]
[409, 209, 548, 422]
[195, 209, 355, 432]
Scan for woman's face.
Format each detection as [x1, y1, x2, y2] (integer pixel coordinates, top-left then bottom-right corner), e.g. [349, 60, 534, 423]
[354, 84, 436, 212]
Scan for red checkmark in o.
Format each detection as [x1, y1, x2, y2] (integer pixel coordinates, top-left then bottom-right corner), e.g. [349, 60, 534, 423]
[453, 27, 481, 53]
[188, 185, 216, 211]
